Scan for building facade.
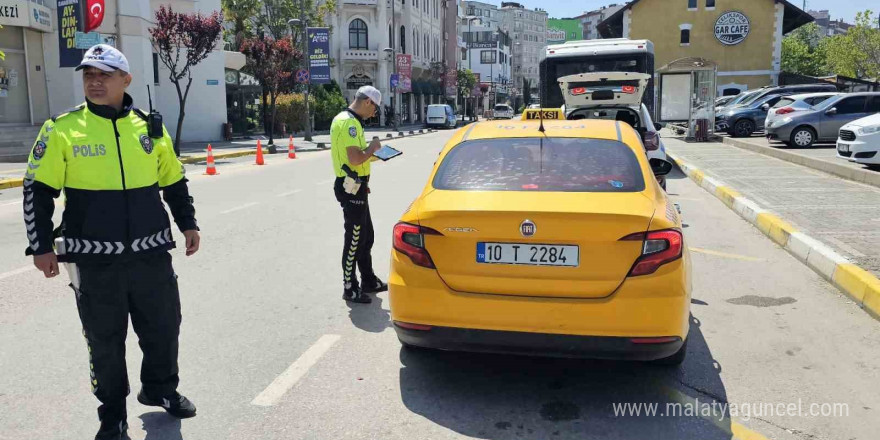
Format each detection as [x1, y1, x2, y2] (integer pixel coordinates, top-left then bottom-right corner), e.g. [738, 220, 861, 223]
[498, 2, 547, 99]
[579, 4, 623, 40]
[599, 0, 813, 94]
[328, 0, 457, 126]
[808, 9, 852, 37]
[0, 0, 229, 148]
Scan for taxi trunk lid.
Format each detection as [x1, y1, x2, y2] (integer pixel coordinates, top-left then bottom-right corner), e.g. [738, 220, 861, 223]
[558, 72, 650, 110]
[417, 190, 656, 298]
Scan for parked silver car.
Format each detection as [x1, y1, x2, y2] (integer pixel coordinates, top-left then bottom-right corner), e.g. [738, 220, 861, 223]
[765, 93, 880, 147]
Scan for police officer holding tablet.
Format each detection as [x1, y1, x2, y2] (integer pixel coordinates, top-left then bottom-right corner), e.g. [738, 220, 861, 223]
[330, 85, 389, 304]
[22, 44, 199, 439]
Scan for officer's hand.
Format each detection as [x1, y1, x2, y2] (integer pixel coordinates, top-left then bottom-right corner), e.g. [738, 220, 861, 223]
[367, 138, 382, 155]
[183, 230, 200, 256]
[33, 252, 60, 278]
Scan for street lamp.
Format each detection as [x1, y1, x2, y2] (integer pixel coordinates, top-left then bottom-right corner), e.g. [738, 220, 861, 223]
[383, 47, 398, 131]
[288, 16, 313, 142]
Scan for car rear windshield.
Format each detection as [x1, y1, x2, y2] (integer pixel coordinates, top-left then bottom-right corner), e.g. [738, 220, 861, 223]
[772, 98, 794, 109]
[494, 105, 510, 111]
[433, 138, 646, 192]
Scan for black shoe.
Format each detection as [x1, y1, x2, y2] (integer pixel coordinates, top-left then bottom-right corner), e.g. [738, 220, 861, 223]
[343, 287, 372, 303]
[95, 419, 128, 440]
[362, 278, 388, 294]
[137, 390, 197, 419]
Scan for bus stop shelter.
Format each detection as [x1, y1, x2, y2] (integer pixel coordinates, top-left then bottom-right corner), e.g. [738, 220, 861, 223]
[656, 58, 717, 141]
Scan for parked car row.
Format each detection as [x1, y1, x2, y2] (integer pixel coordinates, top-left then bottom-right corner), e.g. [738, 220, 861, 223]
[766, 93, 880, 148]
[715, 83, 839, 137]
[836, 112, 880, 166]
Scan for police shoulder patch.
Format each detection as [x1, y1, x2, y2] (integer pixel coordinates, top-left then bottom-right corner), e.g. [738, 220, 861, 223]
[349, 126, 357, 138]
[32, 141, 47, 160]
[140, 134, 154, 154]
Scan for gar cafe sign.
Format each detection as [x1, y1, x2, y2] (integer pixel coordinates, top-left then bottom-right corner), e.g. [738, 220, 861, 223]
[714, 11, 750, 46]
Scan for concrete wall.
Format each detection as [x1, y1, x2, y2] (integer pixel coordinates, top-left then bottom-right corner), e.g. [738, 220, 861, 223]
[629, 0, 778, 88]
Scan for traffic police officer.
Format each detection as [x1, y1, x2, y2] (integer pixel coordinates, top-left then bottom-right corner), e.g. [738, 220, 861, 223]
[331, 86, 388, 304]
[23, 45, 200, 439]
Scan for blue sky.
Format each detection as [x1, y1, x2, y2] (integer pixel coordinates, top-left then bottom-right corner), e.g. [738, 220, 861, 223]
[528, 0, 867, 23]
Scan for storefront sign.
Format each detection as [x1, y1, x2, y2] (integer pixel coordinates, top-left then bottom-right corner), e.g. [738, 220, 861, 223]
[30, 1, 52, 32]
[206, 79, 219, 86]
[467, 42, 496, 49]
[0, 0, 26, 27]
[306, 27, 330, 84]
[396, 54, 412, 93]
[346, 74, 372, 90]
[57, 0, 83, 68]
[714, 11, 750, 46]
[75, 31, 101, 49]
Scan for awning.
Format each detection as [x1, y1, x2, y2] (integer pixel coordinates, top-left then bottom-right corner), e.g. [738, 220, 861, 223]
[225, 51, 247, 70]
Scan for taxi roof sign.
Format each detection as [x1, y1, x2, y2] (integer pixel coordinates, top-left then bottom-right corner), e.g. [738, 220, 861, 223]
[521, 108, 564, 121]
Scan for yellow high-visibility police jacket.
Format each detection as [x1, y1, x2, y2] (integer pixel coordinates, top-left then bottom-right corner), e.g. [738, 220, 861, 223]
[22, 94, 197, 262]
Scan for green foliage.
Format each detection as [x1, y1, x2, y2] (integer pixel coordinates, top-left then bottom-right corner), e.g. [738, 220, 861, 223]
[824, 11, 880, 79]
[781, 23, 829, 76]
[275, 93, 316, 132]
[312, 81, 347, 130]
[456, 69, 477, 97]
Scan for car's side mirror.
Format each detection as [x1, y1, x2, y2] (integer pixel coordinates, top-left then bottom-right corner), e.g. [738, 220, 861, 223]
[826, 107, 838, 115]
[761, 104, 770, 111]
[649, 158, 673, 176]
[654, 122, 663, 131]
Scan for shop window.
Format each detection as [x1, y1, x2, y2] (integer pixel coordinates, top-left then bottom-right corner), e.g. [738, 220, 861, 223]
[349, 19, 368, 50]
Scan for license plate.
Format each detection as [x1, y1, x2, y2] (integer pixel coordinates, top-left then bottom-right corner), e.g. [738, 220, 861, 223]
[477, 242, 579, 267]
[838, 143, 850, 153]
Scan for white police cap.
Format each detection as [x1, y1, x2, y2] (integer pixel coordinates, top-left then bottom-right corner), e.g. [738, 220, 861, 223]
[75, 44, 131, 74]
[357, 86, 382, 107]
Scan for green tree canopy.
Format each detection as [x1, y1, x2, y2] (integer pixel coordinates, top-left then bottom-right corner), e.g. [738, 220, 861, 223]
[824, 10, 880, 79]
[781, 23, 829, 76]
[456, 69, 477, 98]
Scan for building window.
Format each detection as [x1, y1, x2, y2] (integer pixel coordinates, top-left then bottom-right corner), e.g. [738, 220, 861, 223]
[389, 25, 393, 49]
[481, 50, 497, 64]
[462, 49, 467, 61]
[400, 25, 406, 53]
[706, 0, 715, 8]
[414, 29, 419, 56]
[688, 0, 697, 9]
[680, 29, 690, 44]
[152, 53, 160, 84]
[349, 19, 368, 50]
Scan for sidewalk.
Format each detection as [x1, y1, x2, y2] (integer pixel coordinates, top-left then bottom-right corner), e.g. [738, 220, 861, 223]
[663, 132, 880, 279]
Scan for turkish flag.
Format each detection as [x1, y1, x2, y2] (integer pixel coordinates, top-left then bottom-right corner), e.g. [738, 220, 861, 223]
[85, 0, 105, 33]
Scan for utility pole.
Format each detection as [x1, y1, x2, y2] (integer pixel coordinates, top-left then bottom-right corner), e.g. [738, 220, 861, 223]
[391, 0, 398, 130]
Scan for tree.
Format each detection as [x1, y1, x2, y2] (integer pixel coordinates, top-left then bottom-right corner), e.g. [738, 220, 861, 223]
[781, 23, 829, 76]
[221, 0, 261, 51]
[150, 6, 223, 155]
[825, 11, 880, 79]
[456, 68, 476, 99]
[241, 36, 300, 147]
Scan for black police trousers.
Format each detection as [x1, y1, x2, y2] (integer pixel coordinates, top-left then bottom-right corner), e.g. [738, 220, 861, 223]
[71, 251, 181, 422]
[334, 176, 377, 291]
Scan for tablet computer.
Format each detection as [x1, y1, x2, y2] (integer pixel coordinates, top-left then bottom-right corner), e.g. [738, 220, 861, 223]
[373, 145, 403, 161]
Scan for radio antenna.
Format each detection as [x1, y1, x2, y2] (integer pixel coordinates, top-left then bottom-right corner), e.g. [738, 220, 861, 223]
[147, 85, 154, 112]
[538, 80, 545, 133]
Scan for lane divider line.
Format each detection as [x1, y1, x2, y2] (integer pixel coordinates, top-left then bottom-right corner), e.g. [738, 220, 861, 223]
[219, 202, 259, 215]
[668, 152, 880, 321]
[0, 265, 36, 282]
[276, 189, 303, 197]
[251, 334, 341, 407]
[689, 247, 764, 262]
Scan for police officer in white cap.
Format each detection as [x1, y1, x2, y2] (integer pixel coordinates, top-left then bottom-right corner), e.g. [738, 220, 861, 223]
[330, 85, 388, 303]
[23, 44, 200, 439]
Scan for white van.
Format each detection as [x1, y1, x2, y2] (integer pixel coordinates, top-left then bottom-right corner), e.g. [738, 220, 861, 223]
[493, 104, 514, 119]
[426, 104, 457, 128]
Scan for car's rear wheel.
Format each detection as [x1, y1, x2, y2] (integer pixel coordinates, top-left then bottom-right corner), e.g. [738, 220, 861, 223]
[652, 339, 687, 366]
[790, 126, 816, 148]
[731, 119, 755, 137]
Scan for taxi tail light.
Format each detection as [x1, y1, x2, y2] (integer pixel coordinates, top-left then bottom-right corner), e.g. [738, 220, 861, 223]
[393, 222, 442, 269]
[620, 229, 683, 276]
[775, 107, 795, 115]
[643, 131, 661, 151]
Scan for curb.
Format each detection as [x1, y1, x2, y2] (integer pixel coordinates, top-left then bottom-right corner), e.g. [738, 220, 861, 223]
[668, 152, 880, 321]
[0, 177, 23, 189]
[722, 137, 880, 189]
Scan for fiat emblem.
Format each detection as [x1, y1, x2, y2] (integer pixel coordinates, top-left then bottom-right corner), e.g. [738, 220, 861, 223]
[520, 219, 536, 237]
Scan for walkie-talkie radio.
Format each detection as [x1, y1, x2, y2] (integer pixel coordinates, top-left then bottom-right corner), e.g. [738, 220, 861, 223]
[145, 85, 163, 139]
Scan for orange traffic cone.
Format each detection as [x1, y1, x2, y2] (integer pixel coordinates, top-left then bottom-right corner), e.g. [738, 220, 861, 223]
[204, 144, 218, 175]
[288, 136, 296, 159]
[255, 139, 265, 165]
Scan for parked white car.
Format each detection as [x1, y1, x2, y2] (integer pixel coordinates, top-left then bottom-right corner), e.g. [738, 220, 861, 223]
[837, 112, 880, 166]
[765, 92, 838, 132]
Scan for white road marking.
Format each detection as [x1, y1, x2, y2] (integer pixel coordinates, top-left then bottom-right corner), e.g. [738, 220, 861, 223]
[219, 202, 259, 215]
[0, 200, 23, 207]
[251, 334, 341, 407]
[316, 178, 335, 185]
[0, 265, 35, 282]
[276, 189, 303, 197]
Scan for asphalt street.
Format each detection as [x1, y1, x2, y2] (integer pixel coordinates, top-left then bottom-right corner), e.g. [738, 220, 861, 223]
[0, 129, 878, 440]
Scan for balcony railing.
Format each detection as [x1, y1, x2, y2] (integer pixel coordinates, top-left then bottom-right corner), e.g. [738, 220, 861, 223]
[342, 49, 379, 61]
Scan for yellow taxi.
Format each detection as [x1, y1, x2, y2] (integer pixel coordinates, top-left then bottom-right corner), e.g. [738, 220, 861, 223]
[389, 113, 692, 365]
